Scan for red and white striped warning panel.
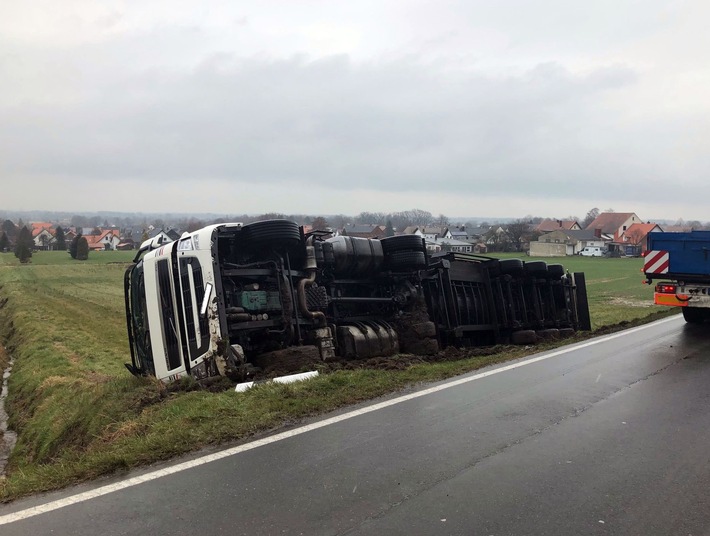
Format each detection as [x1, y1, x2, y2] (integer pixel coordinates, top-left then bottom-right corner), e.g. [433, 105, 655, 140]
[644, 250, 670, 274]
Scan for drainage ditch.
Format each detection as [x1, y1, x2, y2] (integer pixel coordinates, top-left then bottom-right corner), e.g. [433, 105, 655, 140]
[0, 345, 16, 477]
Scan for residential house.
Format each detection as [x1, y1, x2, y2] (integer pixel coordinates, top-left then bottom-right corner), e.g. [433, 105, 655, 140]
[448, 227, 470, 241]
[481, 226, 510, 251]
[465, 226, 491, 241]
[146, 228, 173, 247]
[566, 230, 607, 252]
[419, 227, 450, 240]
[30, 222, 56, 250]
[531, 229, 607, 256]
[116, 238, 136, 251]
[535, 219, 582, 233]
[31, 222, 54, 234]
[83, 230, 121, 251]
[426, 237, 474, 254]
[32, 228, 56, 250]
[165, 228, 182, 242]
[585, 212, 642, 241]
[398, 226, 449, 240]
[620, 223, 663, 253]
[341, 224, 387, 239]
[64, 229, 77, 244]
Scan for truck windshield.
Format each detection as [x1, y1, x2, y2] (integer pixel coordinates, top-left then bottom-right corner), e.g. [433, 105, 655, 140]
[126, 261, 155, 376]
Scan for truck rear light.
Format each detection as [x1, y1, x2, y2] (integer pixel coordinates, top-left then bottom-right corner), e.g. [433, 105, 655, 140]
[656, 284, 677, 294]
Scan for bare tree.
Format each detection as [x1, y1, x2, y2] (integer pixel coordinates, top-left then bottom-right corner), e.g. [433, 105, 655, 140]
[505, 219, 533, 252]
[435, 214, 450, 228]
[254, 213, 286, 221]
[311, 216, 329, 230]
[582, 208, 600, 229]
[355, 212, 386, 224]
[408, 209, 433, 227]
[330, 214, 347, 229]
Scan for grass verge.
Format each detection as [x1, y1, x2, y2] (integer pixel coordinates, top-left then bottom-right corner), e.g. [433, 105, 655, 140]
[0, 251, 678, 501]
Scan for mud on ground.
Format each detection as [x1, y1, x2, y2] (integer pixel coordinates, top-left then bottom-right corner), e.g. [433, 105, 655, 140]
[184, 310, 678, 392]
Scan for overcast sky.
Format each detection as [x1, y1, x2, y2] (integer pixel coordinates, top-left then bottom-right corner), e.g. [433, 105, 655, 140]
[2, 1, 709, 221]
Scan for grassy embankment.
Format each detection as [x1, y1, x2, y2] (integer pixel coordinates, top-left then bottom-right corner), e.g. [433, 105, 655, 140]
[0, 251, 675, 500]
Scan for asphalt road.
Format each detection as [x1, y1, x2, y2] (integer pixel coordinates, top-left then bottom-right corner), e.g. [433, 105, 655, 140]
[2, 315, 710, 535]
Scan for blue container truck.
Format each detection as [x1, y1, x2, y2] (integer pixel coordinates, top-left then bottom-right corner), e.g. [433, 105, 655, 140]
[644, 231, 710, 323]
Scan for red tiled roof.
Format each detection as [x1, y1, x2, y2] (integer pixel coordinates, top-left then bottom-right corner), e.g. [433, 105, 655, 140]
[78, 230, 120, 250]
[31, 222, 55, 238]
[535, 219, 579, 232]
[623, 223, 662, 244]
[585, 213, 637, 234]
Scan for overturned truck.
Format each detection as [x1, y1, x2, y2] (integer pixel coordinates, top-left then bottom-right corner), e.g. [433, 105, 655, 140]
[124, 220, 591, 382]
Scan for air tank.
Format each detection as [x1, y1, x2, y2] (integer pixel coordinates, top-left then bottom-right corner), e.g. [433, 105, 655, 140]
[325, 236, 384, 277]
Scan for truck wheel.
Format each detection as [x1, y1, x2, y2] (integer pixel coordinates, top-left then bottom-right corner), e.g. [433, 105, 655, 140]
[386, 250, 426, 270]
[682, 307, 707, 324]
[524, 261, 548, 276]
[536, 328, 560, 340]
[499, 259, 524, 276]
[511, 329, 537, 345]
[241, 220, 301, 251]
[547, 264, 565, 279]
[558, 327, 576, 338]
[411, 321, 437, 338]
[380, 235, 426, 253]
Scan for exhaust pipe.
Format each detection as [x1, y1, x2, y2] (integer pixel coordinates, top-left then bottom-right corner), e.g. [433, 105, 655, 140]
[297, 246, 326, 325]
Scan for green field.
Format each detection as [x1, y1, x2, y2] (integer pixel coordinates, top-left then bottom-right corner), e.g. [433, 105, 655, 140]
[0, 250, 673, 500]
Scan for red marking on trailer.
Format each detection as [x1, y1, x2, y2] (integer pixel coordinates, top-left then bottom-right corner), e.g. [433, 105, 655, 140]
[643, 250, 669, 274]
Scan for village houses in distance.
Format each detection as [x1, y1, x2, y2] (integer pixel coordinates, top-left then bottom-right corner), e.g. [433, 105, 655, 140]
[0, 211, 703, 258]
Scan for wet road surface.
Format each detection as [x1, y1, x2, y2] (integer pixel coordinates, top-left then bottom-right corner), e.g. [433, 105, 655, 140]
[2, 315, 709, 535]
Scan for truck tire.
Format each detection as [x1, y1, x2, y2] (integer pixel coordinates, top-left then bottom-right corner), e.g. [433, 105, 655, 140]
[524, 261, 548, 276]
[558, 327, 576, 338]
[682, 307, 707, 324]
[536, 328, 560, 340]
[380, 235, 426, 253]
[241, 220, 301, 251]
[386, 250, 426, 270]
[511, 329, 537, 345]
[411, 321, 437, 338]
[547, 264, 565, 279]
[485, 260, 502, 278]
[499, 259, 524, 276]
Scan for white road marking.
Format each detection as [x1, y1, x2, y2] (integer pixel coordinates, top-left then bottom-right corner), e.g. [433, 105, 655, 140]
[0, 316, 680, 525]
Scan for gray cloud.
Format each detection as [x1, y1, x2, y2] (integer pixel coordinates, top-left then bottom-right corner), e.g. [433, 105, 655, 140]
[2, 50, 640, 192]
[1, 1, 710, 220]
